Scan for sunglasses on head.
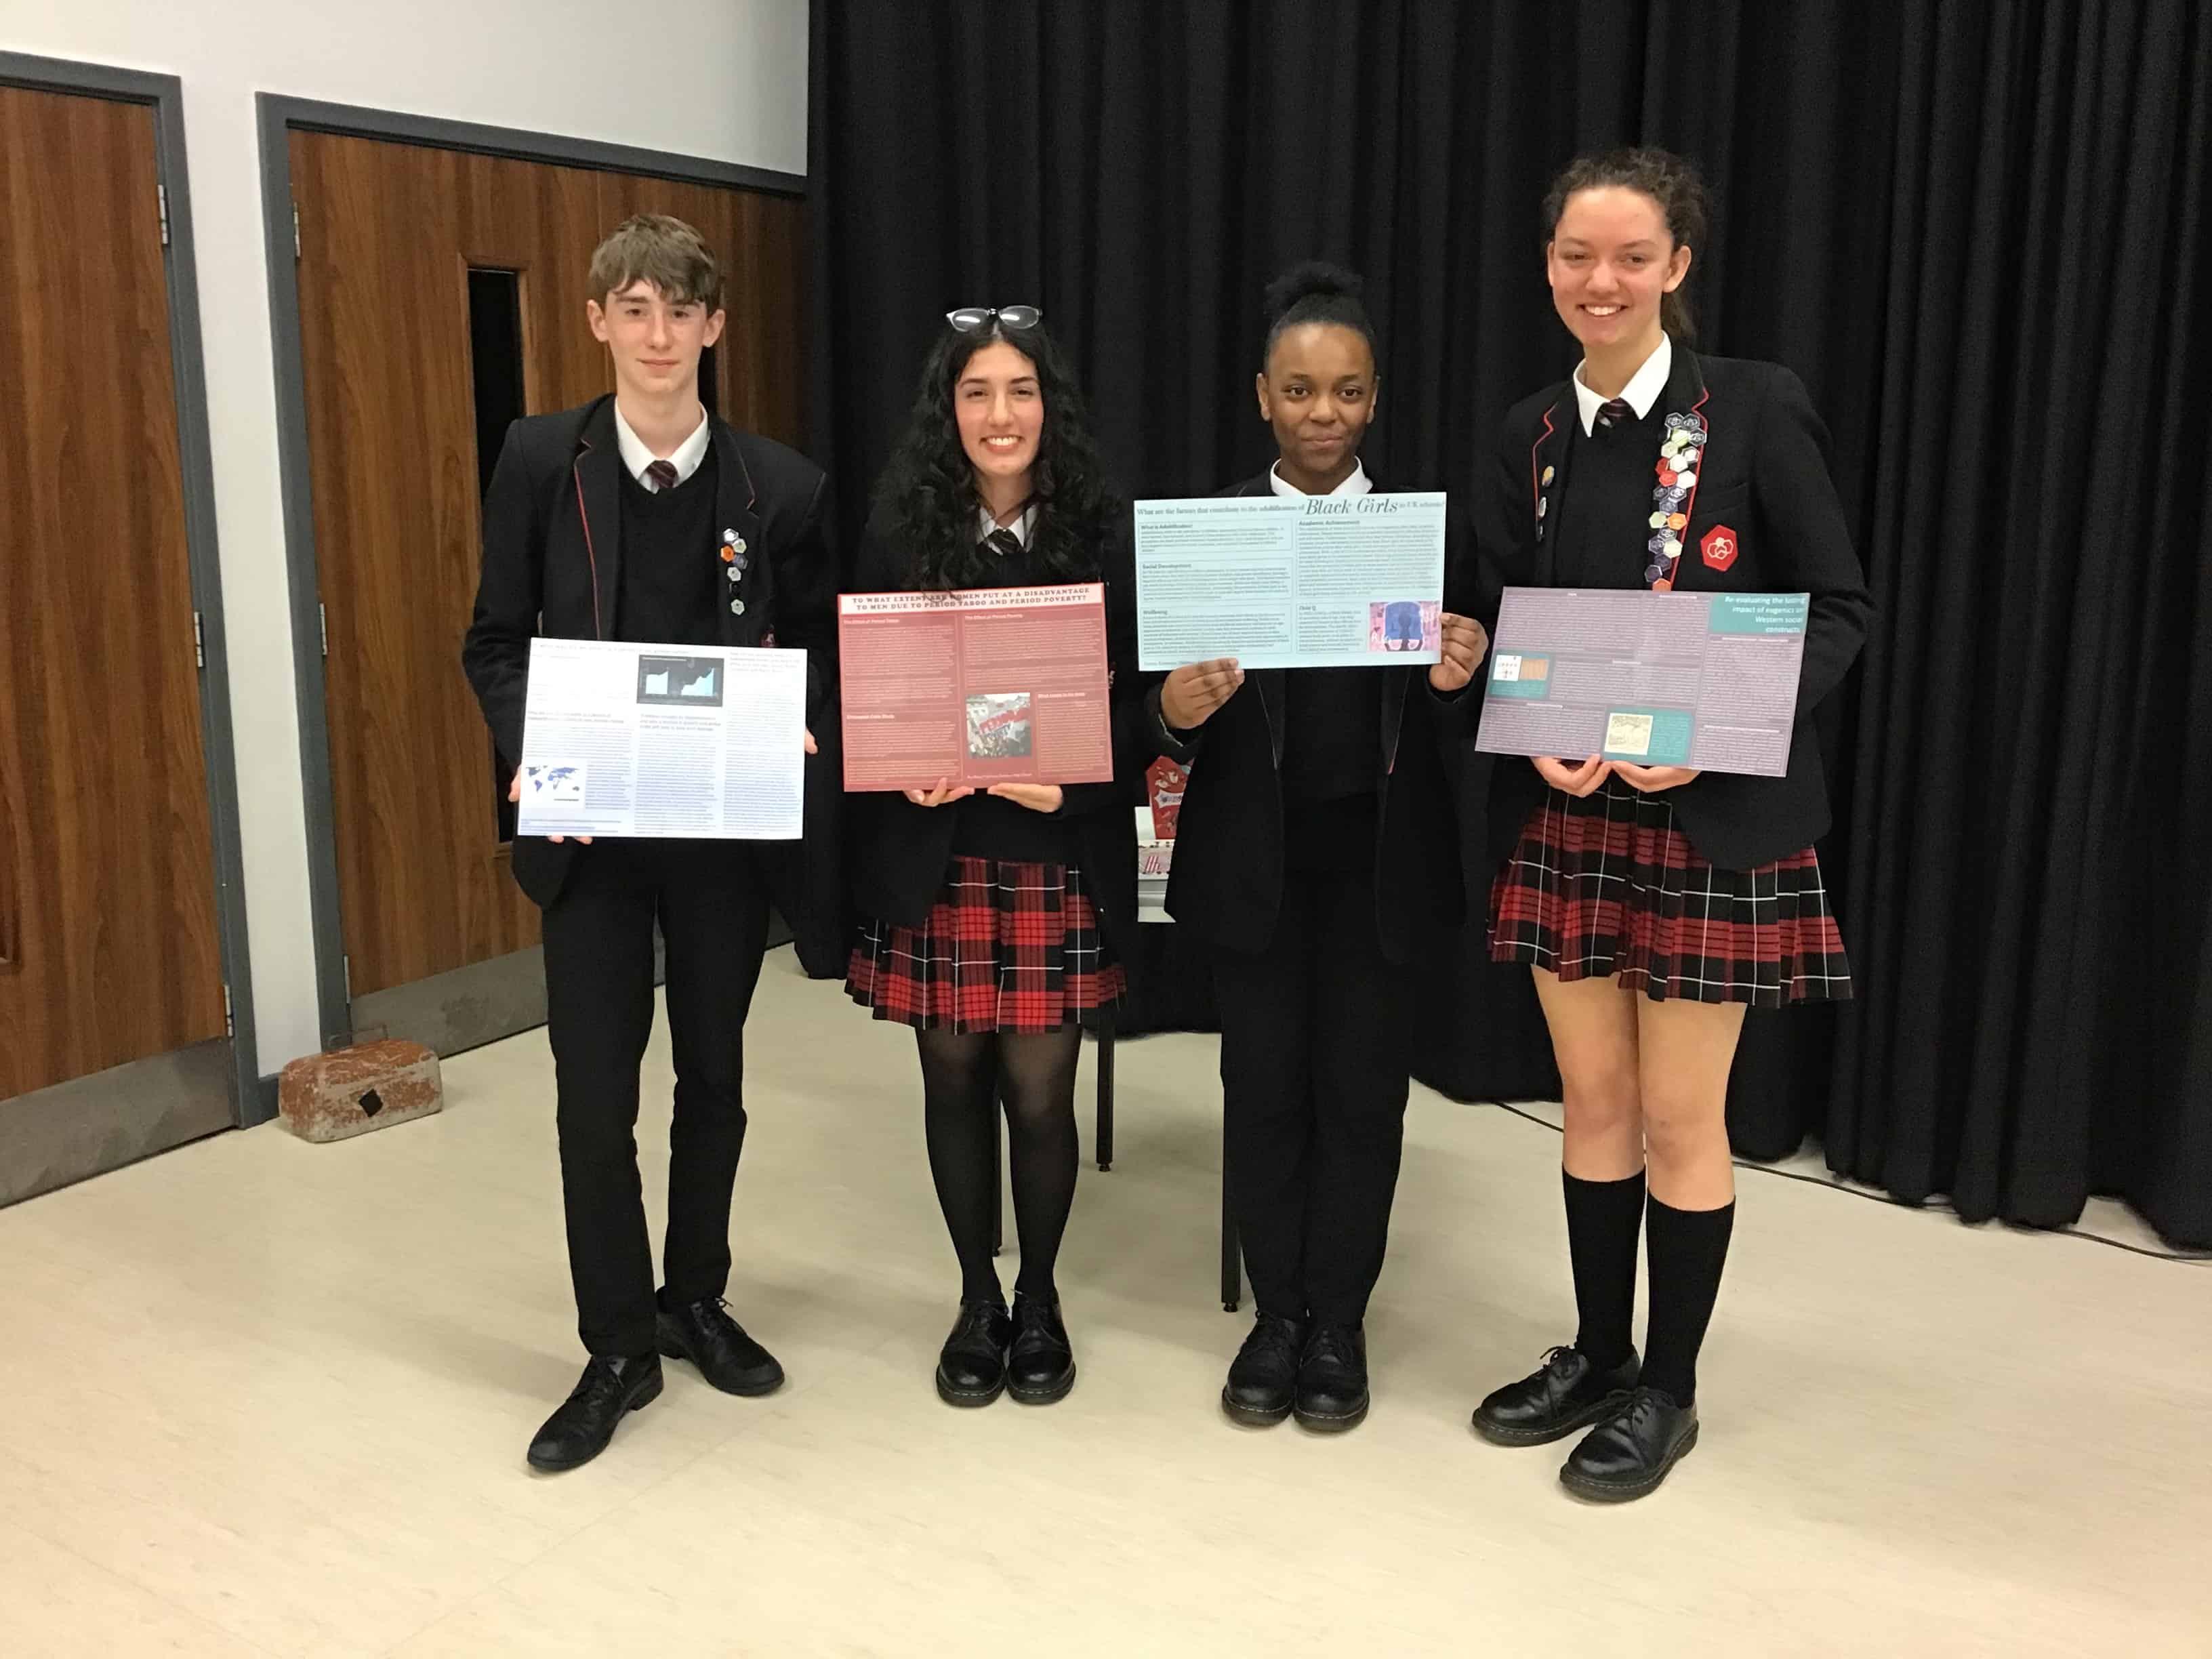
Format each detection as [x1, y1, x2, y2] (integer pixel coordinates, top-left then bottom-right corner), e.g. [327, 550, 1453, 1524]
[946, 304, 1042, 333]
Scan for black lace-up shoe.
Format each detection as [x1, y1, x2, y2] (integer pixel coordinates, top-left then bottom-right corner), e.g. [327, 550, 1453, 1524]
[655, 1296, 785, 1396]
[1222, 1313, 1306, 1427]
[1006, 1292, 1076, 1404]
[936, 1299, 1014, 1407]
[1471, 1345, 1639, 1446]
[1560, 1386, 1700, 1501]
[1292, 1323, 1369, 1433]
[527, 1354, 663, 1472]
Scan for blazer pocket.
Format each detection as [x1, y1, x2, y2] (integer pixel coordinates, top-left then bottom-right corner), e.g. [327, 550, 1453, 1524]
[1689, 483, 1750, 518]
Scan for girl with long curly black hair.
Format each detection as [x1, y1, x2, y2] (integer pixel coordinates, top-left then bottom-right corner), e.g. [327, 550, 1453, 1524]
[845, 308, 1141, 1409]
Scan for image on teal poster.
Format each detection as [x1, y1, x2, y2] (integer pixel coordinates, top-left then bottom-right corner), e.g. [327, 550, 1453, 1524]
[1599, 707, 1694, 766]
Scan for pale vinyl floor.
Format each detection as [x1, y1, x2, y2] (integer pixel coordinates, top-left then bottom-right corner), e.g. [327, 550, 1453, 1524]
[1, 949, 2205, 1658]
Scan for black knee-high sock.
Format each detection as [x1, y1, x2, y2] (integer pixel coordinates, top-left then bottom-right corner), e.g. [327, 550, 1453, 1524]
[916, 1029, 1004, 1305]
[1563, 1170, 1645, 1368]
[1641, 1195, 1736, 1406]
[996, 1027, 1082, 1301]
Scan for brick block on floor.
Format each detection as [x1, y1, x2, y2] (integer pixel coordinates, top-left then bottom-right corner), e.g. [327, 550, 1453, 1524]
[277, 1039, 443, 1143]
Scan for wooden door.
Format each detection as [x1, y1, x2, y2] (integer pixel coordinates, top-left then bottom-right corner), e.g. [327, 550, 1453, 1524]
[0, 87, 228, 1122]
[289, 134, 803, 1044]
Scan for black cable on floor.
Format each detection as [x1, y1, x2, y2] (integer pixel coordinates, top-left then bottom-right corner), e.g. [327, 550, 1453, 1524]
[1484, 1100, 2212, 1265]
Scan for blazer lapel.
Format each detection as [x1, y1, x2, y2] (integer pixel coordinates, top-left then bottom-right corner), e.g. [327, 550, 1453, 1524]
[571, 396, 623, 641]
[1642, 346, 1713, 591]
[1251, 668, 1288, 767]
[1529, 384, 1574, 586]
[1380, 670, 1410, 775]
[708, 422, 766, 647]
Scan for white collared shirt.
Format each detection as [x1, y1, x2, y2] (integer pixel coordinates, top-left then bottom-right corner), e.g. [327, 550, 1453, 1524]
[977, 503, 1040, 548]
[1573, 333, 1673, 436]
[1267, 457, 1374, 498]
[613, 401, 712, 490]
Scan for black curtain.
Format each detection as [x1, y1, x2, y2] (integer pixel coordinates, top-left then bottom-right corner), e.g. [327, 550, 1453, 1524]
[808, 0, 2212, 1248]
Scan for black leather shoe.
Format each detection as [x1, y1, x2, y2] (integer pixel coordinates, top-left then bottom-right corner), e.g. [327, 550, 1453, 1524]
[655, 1296, 785, 1396]
[1221, 1313, 1306, 1427]
[1293, 1322, 1370, 1432]
[527, 1354, 663, 1472]
[1471, 1345, 1640, 1446]
[936, 1299, 1013, 1407]
[1006, 1292, 1077, 1404]
[1560, 1386, 1700, 1501]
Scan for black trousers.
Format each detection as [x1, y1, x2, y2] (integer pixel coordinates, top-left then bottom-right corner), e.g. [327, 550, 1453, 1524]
[1210, 796, 1416, 1326]
[539, 838, 771, 1357]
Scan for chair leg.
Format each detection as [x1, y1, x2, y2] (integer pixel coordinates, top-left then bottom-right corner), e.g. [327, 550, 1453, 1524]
[992, 1071, 1004, 1256]
[1094, 1013, 1115, 1172]
[1221, 1111, 1241, 1312]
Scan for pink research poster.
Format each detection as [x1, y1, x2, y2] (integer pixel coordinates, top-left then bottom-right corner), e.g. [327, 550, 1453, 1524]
[839, 583, 1115, 792]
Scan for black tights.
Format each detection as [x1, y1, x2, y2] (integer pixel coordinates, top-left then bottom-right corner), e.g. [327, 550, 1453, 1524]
[916, 1025, 1082, 1305]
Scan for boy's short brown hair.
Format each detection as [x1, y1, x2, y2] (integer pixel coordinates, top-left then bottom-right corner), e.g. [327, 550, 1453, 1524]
[587, 214, 723, 311]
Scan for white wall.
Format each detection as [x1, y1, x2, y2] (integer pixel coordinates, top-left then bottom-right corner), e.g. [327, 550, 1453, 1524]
[1, 0, 810, 1069]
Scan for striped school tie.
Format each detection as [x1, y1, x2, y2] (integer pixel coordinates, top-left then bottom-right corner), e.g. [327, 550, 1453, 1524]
[646, 459, 678, 490]
[1595, 397, 1634, 431]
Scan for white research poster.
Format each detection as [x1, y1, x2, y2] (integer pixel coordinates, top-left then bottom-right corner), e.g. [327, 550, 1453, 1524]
[516, 637, 808, 840]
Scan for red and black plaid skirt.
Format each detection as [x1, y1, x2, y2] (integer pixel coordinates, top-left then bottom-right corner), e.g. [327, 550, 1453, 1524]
[1489, 778, 1852, 1007]
[847, 857, 1125, 1034]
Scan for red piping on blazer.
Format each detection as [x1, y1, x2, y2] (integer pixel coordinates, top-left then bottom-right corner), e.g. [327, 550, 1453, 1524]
[573, 441, 603, 641]
[1528, 405, 1557, 522]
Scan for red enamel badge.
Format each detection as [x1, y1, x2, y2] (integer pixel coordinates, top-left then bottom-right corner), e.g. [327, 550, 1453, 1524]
[1701, 525, 1740, 571]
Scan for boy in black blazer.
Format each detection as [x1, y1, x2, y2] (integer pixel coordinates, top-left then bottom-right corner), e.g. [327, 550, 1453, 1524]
[462, 215, 836, 1472]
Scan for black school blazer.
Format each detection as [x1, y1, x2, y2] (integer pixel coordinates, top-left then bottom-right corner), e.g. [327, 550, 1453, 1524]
[1475, 348, 1873, 872]
[460, 394, 845, 970]
[1142, 472, 1470, 966]
[843, 506, 1145, 986]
